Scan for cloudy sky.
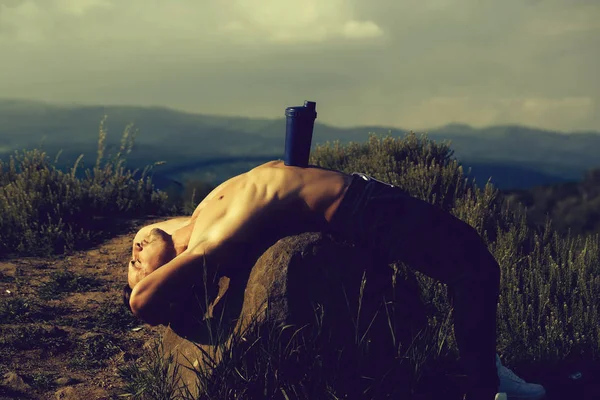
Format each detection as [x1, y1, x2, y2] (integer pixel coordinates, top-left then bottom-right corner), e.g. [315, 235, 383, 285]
[0, 0, 598, 132]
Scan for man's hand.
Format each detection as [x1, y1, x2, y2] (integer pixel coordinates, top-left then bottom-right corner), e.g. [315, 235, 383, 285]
[130, 252, 205, 325]
[129, 240, 227, 326]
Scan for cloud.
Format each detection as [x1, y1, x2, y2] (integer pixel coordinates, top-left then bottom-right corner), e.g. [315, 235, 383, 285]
[341, 20, 383, 39]
[0, 0, 26, 8]
[218, 0, 384, 43]
[0, 0, 383, 45]
[52, 0, 112, 16]
[0, 0, 598, 132]
[0, 0, 113, 42]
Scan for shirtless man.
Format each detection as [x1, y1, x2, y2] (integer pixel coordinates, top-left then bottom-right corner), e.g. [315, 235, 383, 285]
[124, 160, 546, 400]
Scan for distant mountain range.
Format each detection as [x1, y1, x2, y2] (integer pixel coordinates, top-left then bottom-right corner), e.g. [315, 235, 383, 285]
[1, 98, 599, 190]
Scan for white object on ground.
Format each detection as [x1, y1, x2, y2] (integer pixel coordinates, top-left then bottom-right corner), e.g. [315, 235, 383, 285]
[496, 354, 547, 400]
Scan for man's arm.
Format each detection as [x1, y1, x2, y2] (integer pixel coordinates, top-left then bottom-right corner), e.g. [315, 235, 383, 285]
[133, 217, 191, 243]
[129, 240, 226, 325]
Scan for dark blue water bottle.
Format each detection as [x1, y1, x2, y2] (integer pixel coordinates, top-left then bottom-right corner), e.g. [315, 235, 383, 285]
[284, 100, 317, 167]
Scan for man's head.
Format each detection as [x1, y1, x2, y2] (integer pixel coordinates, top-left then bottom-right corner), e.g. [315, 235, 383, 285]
[127, 227, 177, 290]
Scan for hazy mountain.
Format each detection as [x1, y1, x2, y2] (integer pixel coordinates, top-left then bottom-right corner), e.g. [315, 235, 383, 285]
[1, 98, 598, 190]
[503, 168, 600, 237]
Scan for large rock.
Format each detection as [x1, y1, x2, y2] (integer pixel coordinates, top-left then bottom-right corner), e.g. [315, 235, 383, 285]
[162, 232, 427, 397]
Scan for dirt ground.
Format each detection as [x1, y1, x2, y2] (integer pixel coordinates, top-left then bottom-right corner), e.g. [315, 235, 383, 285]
[0, 217, 168, 400]
[2, 216, 599, 400]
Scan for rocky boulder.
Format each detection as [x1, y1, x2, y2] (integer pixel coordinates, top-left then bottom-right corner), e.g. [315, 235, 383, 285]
[162, 232, 427, 397]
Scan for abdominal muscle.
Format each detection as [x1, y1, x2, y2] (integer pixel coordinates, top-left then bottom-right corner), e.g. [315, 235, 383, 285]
[182, 160, 352, 254]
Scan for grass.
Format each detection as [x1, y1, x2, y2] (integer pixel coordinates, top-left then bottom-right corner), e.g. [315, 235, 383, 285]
[1, 120, 599, 398]
[54, 298, 142, 332]
[28, 371, 59, 391]
[0, 116, 175, 258]
[0, 270, 14, 283]
[38, 268, 104, 300]
[0, 296, 66, 323]
[0, 325, 71, 355]
[310, 133, 600, 367]
[69, 332, 122, 370]
[120, 132, 599, 399]
[0, 255, 149, 398]
[118, 338, 184, 400]
[95, 298, 143, 331]
[118, 268, 459, 400]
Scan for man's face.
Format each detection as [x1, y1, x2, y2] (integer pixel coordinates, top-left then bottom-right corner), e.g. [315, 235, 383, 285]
[128, 228, 176, 289]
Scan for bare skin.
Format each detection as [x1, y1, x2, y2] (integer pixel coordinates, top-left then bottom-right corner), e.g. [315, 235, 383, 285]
[128, 160, 353, 325]
[126, 161, 543, 400]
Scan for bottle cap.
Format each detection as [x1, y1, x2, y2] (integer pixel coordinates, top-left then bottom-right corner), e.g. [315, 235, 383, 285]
[285, 100, 317, 119]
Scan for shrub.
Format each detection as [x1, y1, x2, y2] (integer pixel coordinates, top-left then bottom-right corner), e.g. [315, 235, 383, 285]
[6, 124, 598, 397]
[0, 117, 173, 257]
[118, 131, 600, 398]
[311, 132, 600, 367]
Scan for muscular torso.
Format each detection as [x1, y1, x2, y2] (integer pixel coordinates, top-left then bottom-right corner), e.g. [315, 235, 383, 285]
[178, 160, 352, 255]
[128, 160, 354, 324]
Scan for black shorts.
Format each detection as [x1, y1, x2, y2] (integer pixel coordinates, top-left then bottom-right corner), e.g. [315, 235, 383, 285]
[327, 172, 485, 284]
[327, 172, 408, 262]
[327, 173, 500, 395]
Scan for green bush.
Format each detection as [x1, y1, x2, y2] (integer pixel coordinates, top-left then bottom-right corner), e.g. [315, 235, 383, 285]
[503, 167, 600, 237]
[0, 116, 173, 256]
[119, 131, 600, 398]
[310, 132, 600, 367]
[5, 123, 598, 397]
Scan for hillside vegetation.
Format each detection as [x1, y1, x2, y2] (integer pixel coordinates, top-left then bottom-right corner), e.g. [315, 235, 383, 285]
[503, 168, 600, 237]
[0, 118, 214, 258]
[2, 98, 600, 189]
[1, 121, 599, 399]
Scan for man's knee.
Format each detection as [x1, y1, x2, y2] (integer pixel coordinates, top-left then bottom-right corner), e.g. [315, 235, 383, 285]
[472, 245, 501, 289]
[460, 226, 500, 284]
[449, 238, 500, 308]
[478, 250, 501, 286]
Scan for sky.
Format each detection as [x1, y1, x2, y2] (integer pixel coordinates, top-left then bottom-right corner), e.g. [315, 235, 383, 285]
[0, 0, 598, 132]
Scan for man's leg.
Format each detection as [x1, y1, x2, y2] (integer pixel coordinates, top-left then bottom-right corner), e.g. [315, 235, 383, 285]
[449, 241, 500, 399]
[327, 175, 500, 398]
[360, 192, 501, 399]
